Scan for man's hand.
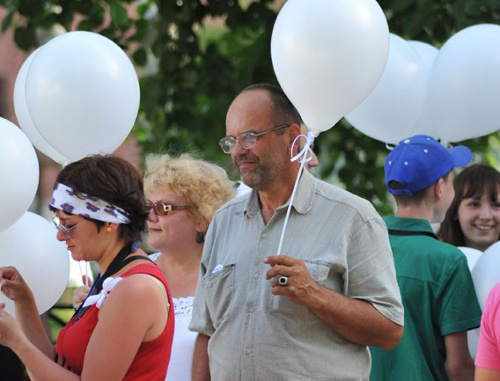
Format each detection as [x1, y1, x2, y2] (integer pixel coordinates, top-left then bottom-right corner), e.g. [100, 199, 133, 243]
[265, 255, 320, 307]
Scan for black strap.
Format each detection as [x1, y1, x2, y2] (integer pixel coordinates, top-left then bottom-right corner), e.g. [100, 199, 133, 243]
[93, 244, 134, 294]
[116, 254, 153, 268]
[388, 229, 438, 240]
[72, 245, 153, 323]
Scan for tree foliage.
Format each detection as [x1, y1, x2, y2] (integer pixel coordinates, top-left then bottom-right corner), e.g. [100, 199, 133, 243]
[1, 0, 499, 214]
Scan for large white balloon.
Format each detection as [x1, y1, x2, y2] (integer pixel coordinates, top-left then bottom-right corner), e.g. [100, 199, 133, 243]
[408, 40, 438, 74]
[418, 24, 500, 143]
[459, 247, 485, 359]
[468, 328, 480, 359]
[0, 212, 70, 316]
[458, 246, 483, 272]
[472, 240, 500, 309]
[25, 31, 140, 162]
[271, 0, 389, 135]
[344, 34, 428, 144]
[14, 48, 69, 165]
[0, 118, 39, 233]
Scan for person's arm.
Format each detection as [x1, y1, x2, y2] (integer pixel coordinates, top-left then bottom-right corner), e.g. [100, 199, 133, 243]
[192, 334, 210, 381]
[81, 274, 168, 380]
[5, 273, 168, 381]
[265, 255, 403, 350]
[0, 304, 79, 380]
[475, 367, 500, 381]
[0, 266, 54, 358]
[444, 331, 475, 381]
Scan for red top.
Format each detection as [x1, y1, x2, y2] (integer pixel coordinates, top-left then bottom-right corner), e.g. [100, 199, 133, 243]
[56, 263, 174, 380]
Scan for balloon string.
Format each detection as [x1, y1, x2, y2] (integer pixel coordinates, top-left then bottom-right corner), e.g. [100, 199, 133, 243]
[78, 260, 88, 287]
[276, 132, 315, 256]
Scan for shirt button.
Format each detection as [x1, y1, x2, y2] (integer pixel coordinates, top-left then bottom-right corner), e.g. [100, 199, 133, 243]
[245, 349, 252, 356]
[248, 306, 255, 313]
[261, 233, 267, 239]
[253, 272, 260, 279]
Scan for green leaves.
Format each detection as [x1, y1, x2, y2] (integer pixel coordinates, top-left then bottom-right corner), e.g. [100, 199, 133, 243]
[109, 0, 127, 26]
[13, 25, 36, 50]
[1, 9, 14, 32]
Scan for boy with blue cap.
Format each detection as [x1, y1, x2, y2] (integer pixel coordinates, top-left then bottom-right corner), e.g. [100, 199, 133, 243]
[370, 135, 482, 381]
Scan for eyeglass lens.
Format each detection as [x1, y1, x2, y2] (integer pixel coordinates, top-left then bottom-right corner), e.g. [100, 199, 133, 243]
[219, 124, 288, 154]
[52, 216, 78, 238]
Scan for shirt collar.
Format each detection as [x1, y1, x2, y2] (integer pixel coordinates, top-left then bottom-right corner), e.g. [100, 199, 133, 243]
[244, 169, 317, 219]
[383, 216, 435, 234]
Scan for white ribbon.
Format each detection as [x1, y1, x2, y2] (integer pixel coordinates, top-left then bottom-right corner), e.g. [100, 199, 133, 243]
[290, 131, 315, 164]
[82, 276, 123, 309]
[276, 131, 315, 256]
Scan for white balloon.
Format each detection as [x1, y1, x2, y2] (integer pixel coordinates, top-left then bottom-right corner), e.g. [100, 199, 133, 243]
[68, 260, 94, 288]
[471, 240, 500, 309]
[0, 212, 70, 315]
[271, 0, 389, 134]
[0, 118, 39, 233]
[25, 31, 140, 162]
[344, 34, 428, 144]
[14, 48, 69, 165]
[458, 246, 483, 272]
[408, 40, 439, 74]
[419, 24, 500, 143]
[468, 328, 480, 359]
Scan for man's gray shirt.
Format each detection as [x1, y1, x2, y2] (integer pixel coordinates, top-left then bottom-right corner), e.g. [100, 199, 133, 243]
[190, 170, 403, 381]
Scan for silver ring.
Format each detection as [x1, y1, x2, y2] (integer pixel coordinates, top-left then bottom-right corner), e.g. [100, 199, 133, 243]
[278, 275, 288, 286]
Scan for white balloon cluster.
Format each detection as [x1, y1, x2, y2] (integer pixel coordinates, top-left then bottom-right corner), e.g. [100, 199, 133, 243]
[1, 31, 139, 315]
[14, 31, 140, 165]
[0, 120, 69, 315]
[459, 245, 500, 358]
[345, 24, 500, 144]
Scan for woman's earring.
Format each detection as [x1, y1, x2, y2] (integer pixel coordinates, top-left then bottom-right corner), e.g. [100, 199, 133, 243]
[196, 232, 205, 244]
[107, 226, 113, 233]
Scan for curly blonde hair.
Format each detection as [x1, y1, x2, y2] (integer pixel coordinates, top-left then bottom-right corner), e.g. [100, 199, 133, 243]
[144, 154, 235, 232]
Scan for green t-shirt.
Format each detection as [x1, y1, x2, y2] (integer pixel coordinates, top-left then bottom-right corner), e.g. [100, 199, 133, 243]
[370, 216, 482, 381]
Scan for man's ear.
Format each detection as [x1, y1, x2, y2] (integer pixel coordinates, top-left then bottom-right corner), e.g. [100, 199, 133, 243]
[434, 178, 444, 200]
[288, 123, 301, 153]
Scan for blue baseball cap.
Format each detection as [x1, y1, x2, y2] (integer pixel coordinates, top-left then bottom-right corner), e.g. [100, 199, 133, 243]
[385, 135, 472, 196]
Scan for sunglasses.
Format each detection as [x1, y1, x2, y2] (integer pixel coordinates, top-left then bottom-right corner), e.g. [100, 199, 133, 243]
[52, 215, 86, 239]
[147, 201, 191, 216]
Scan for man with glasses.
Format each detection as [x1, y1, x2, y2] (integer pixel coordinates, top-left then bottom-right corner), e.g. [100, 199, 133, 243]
[234, 123, 319, 198]
[190, 84, 404, 380]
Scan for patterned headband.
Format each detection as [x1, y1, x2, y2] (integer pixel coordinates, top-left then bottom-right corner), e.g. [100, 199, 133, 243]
[49, 183, 131, 224]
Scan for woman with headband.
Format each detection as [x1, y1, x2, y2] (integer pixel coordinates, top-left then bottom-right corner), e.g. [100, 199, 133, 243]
[73, 153, 236, 381]
[0, 155, 174, 380]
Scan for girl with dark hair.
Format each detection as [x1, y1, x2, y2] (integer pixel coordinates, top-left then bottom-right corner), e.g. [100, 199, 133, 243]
[0, 155, 174, 380]
[440, 163, 500, 251]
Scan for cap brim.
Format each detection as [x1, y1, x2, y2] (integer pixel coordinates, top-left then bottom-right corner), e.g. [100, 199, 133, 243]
[448, 145, 472, 168]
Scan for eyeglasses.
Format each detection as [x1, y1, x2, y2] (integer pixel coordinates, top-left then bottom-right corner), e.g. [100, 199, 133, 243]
[218, 123, 289, 154]
[52, 215, 85, 239]
[147, 201, 191, 217]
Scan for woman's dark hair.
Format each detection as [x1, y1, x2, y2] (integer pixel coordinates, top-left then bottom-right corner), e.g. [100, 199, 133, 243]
[52, 155, 148, 245]
[439, 164, 500, 246]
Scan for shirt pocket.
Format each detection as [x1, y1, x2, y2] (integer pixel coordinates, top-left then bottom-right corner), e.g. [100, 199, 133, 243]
[202, 263, 235, 328]
[270, 260, 331, 321]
